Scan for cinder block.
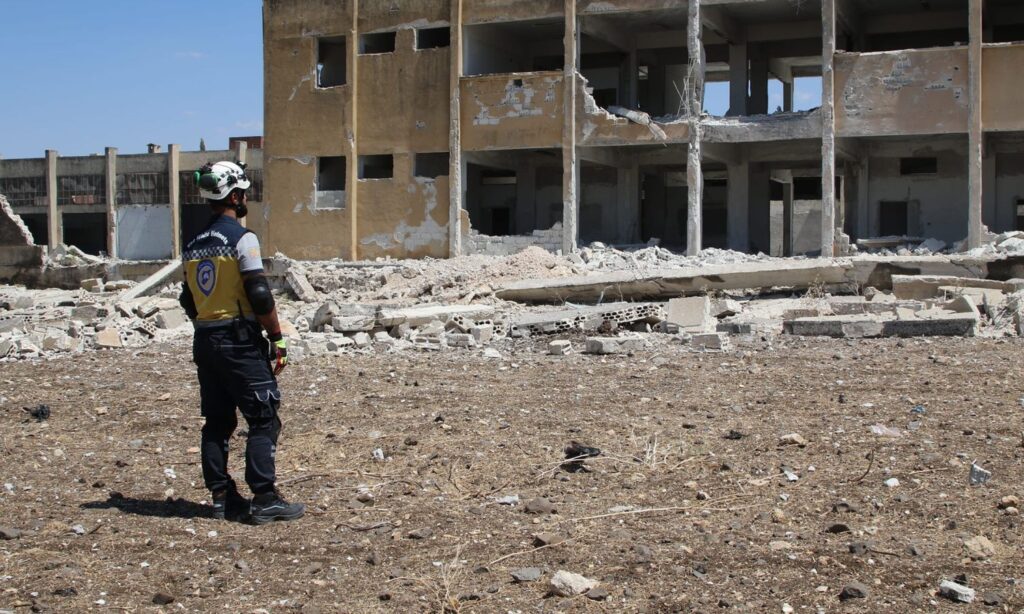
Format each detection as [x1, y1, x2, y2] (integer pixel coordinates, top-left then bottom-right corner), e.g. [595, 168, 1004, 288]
[691, 332, 729, 350]
[470, 324, 493, 343]
[666, 296, 712, 333]
[584, 336, 644, 355]
[548, 339, 572, 355]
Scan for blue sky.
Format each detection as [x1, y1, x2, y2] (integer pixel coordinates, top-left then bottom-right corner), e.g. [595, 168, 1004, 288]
[0, 1, 263, 159]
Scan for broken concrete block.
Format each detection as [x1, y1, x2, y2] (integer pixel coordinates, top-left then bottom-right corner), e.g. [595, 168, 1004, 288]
[891, 275, 1009, 300]
[155, 308, 188, 330]
[782, 308, 820, 320]
[71, 305, 102, 321]
[325, 336, 355, 351]
[691, 332, 729, 350]
[548, 340, 572, 355]
[373, 331, 395, 346]
[939, 580, 975, 604]
[710, 298, 742, 318]
[285, 268, 318, 303]
[95, 328, 123, 349]
[351, 332, 371, 348]
[446, 314, 475, 333]
[132, 319, 158, 339]
[667, 296, 712, 332]
[0, 338, 16, 358]
[828, 296, 868, 315]
[717, 321, 752, 335]
[784, 316, 885, 339]
[882, 313, 977, 337]
[80, 278, 104, 293]
[584, 336, 644, 355]
[470, 324, 493, 344]
[331, 315, 375, 332]
[378, 304, 494, 328]
[446, 333, 475, 348]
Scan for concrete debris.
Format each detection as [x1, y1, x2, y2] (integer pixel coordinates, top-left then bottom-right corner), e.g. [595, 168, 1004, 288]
[585, 336, 645, 355]
[690, 332, 729, 351]
[667, 296, 712, 333]
[607, 105, 667, 140]
[285, 266, 319, 303]
[968, 461, 991, 486]
[939, 580, 975, 603]
[548, 340, 572, 356]
[549, 570, 598, 597]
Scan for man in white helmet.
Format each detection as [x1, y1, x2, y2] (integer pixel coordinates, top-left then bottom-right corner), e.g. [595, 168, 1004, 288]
[178, 160, 304, 524]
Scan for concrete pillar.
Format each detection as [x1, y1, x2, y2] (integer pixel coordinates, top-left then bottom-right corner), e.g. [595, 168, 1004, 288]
[562, 0, 579, 255]
[168, 144, 181, 257]
[821, 0, 837, 256]
[515, 158, 536, 234]
[347, 0, 361, 260]
[45, 150, 59, 251]
[967, 0, 984, 248]
[748, 165, 771, 254]
[448, 0, 464, 257]
[856, 159, 870, 239]
[104, 147, 117, 258]
[783, 80, 793, 112]
[686, 0, 704, 255]
[728, 44, 748, 116]
[617, 164, 640, 243]
[749, 56, 769, 115]
[782, 178, 794, 256]
[726, 161, 749, 251]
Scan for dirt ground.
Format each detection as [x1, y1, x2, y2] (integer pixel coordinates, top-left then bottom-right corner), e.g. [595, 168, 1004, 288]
[1, 335, 1022, 613]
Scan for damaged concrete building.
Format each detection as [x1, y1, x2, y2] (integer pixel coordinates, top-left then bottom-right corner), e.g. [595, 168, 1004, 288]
[262, 0, 1024, 261]
[0, 139, 263, 261]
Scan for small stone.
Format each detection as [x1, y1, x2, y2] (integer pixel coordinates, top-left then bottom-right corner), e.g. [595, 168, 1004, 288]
[549, 570, 598, 597]
[883, 478, 900, 488]
[770, 508, 786, 523]
[524, 497, 556, 514]
[907, 544, 924, 557]
[839, 582, 870, 601]
[778, 433, 806, 447]
[511, 567, 542, 583]
[70, 524, 86, 535]
[1004, 506, 1020, 516]
[152, 593, 175, 605]
[981, 590, 1003, 606]
[406, 527, 433, 539]
[532, 532, 564, 547]
[235, 560, 250, 572]
[0, 526, 22, 540]
[585, 587, 609, 601]
[997, 495, 1019, 509]
[939, 580, 975, 603]
[969, 462, 992, 485]
[848, 542, 869, 555]
[963, 535, 996, 560]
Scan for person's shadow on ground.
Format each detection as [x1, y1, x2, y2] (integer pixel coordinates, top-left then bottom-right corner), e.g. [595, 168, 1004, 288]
[81, 492, 209, 519]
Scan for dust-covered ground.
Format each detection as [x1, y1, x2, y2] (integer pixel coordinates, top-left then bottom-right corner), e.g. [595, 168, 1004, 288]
[1, 335, 1022, 613]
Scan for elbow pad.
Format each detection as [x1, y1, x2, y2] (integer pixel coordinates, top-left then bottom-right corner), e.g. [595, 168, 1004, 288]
[179, 283, 198, 320]
[243, 275, 276, 316]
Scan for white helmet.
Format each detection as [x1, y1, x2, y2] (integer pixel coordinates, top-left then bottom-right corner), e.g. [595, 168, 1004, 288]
[196, 161, 251, 201]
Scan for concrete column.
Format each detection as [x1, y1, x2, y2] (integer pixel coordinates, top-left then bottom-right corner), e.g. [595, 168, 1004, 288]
[749, 56, 769, 115]
[748, 165, 771, 254]
[45, 150, 59, 251]
[967, 0, 984, 248]
[686, 0, 704, 255]
[982, 150, 997, 230]
[728, 44, 748, 116]
[617, 164, 640, 243]
[783, 80, 794, 112]
[448, 0, 464, 257]
[562, 0, 579, 255]
[168, 144, 181, 256]
[821, 0, 837, 256]
[104, 147, 117, 258]
[344, 0, 360, 260]
[515, 158, 536, 234]
[726, 161, 749, 251]
[782, 177, 794, 256]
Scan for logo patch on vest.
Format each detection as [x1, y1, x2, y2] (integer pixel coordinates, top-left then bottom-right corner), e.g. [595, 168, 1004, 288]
[197, 260, 216, 296]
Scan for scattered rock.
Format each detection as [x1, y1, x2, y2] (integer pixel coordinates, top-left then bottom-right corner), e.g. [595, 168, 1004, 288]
[884, 478, 900, 488]
[549, 570, 598, 597]
[511, 567, 542, 583]
[152, 592, 175, 605]
[998, 495, 1020, 509]
[406, 527, 433, 540]
[963, 535, 996, 560]
[585, 587, 609, 601]
[532, 532, 564, 547]
[969, 461, 992, 485]
[778, 433, 807, 447]
[981, 590, 1003, 606]
[939, 580, 975, 603]
[839, 582, 870, 601]
[524, 497, 556, 515]
[0, 526, 22, 540]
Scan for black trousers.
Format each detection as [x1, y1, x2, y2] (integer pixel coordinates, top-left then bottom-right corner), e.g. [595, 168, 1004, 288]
[193, 323, 281, 495]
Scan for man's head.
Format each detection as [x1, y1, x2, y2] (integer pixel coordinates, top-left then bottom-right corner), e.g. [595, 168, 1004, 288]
[196, 161, 251, 218]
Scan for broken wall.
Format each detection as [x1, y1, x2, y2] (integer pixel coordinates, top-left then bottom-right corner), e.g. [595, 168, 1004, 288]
[982, 44, 1024, 132]
[461, 73, 565, 150]
[0, 194, 45, 278]
[358, 154, 450, 259]
[835, 48, 968, 138]
[465, 223, 562, 256]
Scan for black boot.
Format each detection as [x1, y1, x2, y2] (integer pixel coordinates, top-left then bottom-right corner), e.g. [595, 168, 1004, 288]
[211, 484, 250, 521]
[250, 489, 305, 525]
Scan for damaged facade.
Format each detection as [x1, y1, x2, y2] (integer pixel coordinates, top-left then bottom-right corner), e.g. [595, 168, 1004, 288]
[263, 0, 1024, 261]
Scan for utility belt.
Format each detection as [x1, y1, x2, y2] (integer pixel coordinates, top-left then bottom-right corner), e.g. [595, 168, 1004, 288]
[195, 316, 264, 348]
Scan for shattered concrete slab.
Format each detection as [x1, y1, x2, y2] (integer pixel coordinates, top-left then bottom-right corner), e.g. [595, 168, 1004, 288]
[510, 302, 664, 337]
[891, 274, 1016, 300]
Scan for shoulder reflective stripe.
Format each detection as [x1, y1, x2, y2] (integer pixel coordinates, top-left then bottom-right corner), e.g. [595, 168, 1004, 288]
[183, 246, 240, 261]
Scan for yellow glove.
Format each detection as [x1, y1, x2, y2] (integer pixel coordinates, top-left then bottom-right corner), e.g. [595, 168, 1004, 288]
[269, 335, 288, 375]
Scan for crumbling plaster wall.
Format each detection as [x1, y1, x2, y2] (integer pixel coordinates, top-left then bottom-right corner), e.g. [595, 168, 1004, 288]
[577, 76, 690, 146]
[982, 44, 1024, 132]
[835, 48, 968, 138]
[866, 147, 968, 243]
[0, 194, 45, 273]
[463, 0, 561, 25]
[461, 73, 565, 150]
